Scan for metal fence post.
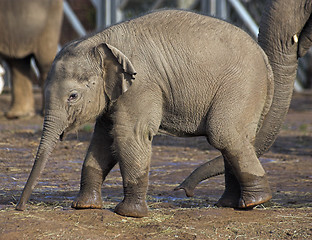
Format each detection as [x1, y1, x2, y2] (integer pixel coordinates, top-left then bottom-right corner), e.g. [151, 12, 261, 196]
[63, 0, 86, 37]
[217, 0, 227, 19]
[227, 0, 259, 37]
[95, 0, 119, 29]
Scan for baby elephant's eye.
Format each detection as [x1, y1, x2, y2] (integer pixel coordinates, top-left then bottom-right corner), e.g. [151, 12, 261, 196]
[68, 92, 78, 102]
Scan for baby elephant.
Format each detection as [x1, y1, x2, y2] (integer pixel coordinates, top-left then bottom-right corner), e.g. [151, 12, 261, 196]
[16, 10, 273, 217]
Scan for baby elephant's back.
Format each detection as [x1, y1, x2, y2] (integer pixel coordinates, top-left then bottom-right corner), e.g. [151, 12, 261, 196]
[118, 10, 272, 136]
[126, 10, 269, 86]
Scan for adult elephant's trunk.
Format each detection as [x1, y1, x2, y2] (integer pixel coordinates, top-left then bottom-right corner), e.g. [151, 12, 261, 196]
[16, 110, 66, 210]
[174, 155, 224, 197]
[255, 0, 300, 155]
[177, 0, 311, 195]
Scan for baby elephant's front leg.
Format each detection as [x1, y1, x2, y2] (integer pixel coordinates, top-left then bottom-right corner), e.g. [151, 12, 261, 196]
[114, 171, 149, 218]
[113, 127, 152, 217]
[72, 118, 117, 209]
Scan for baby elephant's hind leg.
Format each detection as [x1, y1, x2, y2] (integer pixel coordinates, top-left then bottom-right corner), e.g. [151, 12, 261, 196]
[215, 159, 241, 208]
[207, 105, 272, 209]
[219, 133, 271, 208]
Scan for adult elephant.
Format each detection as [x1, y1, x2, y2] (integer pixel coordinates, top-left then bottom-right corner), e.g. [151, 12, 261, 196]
[0, 0, 63, 118]
[16, 10, 274, 217]
[176, 0, 312, 204]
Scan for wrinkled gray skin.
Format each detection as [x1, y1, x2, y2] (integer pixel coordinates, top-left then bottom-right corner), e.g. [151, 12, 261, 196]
[16, 10, 274, 217]
[0, 0, 63, 119]
[177, 0, 312, 202]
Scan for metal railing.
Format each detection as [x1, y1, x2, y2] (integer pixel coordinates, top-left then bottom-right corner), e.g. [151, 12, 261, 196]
[227, 0, 259, 37]
[63, 0, 86, 37]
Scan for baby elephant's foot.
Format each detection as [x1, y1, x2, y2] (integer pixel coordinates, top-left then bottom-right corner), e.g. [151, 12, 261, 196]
[72, 190, 102, 209]
[216, 168, 241, 208]
[115, 198, 148, 218]
[215, 189, 240, 208]
[238, 174, 272, 209]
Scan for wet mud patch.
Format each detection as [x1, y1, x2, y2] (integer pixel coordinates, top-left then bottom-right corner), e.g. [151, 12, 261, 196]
[0, 91, 311, 239]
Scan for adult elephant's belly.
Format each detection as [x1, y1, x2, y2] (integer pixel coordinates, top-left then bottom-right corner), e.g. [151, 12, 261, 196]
[0, 42, 33, 59]
[0, 14, 45, 58]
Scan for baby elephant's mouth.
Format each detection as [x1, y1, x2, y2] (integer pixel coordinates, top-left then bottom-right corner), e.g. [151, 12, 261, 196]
[59, 124, 75, 141]
[60, 131, 65, 141]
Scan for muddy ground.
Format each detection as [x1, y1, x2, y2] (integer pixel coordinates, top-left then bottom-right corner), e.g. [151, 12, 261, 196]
[0, 91, 311, 240]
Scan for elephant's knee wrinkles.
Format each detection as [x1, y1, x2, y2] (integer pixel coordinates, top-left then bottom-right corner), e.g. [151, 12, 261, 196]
[208, 132, 245, 153]
[113, 121, 154, 145]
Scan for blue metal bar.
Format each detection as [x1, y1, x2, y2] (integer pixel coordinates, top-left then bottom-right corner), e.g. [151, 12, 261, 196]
[105, 0, 111, 27]
[227, 0, 258, 37]
[63, 0, 86, 37]
[217, 0, 227, 19]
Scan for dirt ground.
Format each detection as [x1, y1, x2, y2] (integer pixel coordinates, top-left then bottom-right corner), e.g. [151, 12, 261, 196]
[0, 91, 311, 240]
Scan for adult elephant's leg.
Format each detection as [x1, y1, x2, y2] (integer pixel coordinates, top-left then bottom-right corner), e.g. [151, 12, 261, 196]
[35, 60, 50, 115]
[72, 116, 117, 209]
[34, 51, 56, 115]
[6, 57, 35, 119]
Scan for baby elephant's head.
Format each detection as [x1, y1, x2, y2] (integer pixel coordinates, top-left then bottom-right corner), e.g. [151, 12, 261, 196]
[15, 40, 136, 211]
[45, 40, 137, 140]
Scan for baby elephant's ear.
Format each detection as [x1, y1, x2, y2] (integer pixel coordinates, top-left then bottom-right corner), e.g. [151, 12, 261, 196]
[105, 43, 137, 78]
[93, 43, 136, 101]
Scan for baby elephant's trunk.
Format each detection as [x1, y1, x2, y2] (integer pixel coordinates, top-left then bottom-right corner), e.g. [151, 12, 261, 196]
[16, 113, 65, 210]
